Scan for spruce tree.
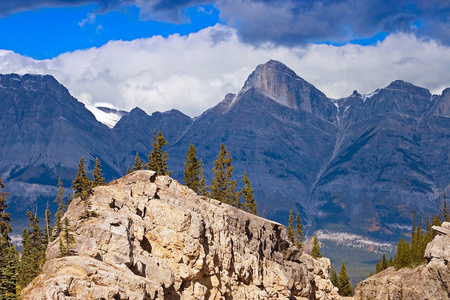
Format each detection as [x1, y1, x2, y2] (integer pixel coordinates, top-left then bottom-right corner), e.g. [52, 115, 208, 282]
[0, 177, 12, 242]
[330, 266, 339, 288]
[71, 157, 92, 200]
[338, 261, 353, 296]
[295, 212, 304, 249]
[241, 171, 257, 215]
[147, 130, 171, 176]
[394, 238, 411, 269]
[198, 159, 207, 196]
[311, 234, 322, 258]
[43, 202, 52, 245]
[92, 157, 105, 187]
[59, 218, 75, 257]
[287, 210, 294, 242]
[184, 143, 203, 194]
[0, 177, 17, 299]
[133, 152, 144, 171]
[18, 211, 45, 290]
[209, 143, 238, 206]
[53, 177, 65, 238]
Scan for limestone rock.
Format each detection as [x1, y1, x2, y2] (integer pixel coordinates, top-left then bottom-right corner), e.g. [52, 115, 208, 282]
[354, 232, 450, 299]
[22, 171, 341, 299]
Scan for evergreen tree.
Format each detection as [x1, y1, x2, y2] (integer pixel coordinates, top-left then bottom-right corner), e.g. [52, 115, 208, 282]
[209, 144, 238, 206]
[330, 266, 339, 288]
[0, 178, 17, 299]
[0, 177, 12, 242]
[67, 192, 73, 206]
[414, 219, 426, 265]
[43, 202, 52, 245]
[0, 243, 18, 299]
[92, 157, 105, 187]
[295, 212, 304, 249]
[311, 234, 322, 258]
[287, 210, 294, 242]
[53, 177, 65, 238]
[388, 256, 394, 267]
[147, 130, 171, 176]
[338, 261, 353, 296]
[394, 238, 411, 269]
[183, 143, 203, 194]
[444, 191, 449, 222]
[425, 218, 433, 244]
[197, 159, 207, 197]
[241, 171, 257, 215]
[59, 218, 75, 257]
[71, 157, 92, 200]
[133, 152, 144, 171]
[17, 211, 45, 290]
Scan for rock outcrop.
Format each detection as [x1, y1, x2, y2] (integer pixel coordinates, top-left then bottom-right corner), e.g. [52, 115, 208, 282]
[354, 222, 450, 299]
[22, 171, 340, 299]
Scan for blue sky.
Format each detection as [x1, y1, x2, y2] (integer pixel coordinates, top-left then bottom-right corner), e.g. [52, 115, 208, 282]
[0, 1, 449, 116]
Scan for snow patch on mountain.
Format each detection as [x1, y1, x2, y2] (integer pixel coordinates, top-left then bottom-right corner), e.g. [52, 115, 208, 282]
[87, 105, 128, 128]
[317, 230, 395, 253]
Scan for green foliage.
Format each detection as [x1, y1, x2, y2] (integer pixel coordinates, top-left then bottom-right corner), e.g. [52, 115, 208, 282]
[209, 144, 238, 206]
[330, 266, 338, 288]
[59, 218, 75, 257]
[287, 210, 294, 242]
[241, 171, 257, 215]
[17, 211, 45, 290]
[0, 177, 12, 242]
[92, 157, 105, 187]
[394, 238, 411, 269]
[338, 261, 353, 296]
[133, 152, 144, 171]
[53, 177, 66, 238]
[71, 157, 92, 200]
[183, 143, 206, 195]
[0, 242, 18, 299]
[295, 212, 304, 249]
[311, 234, 322, 258]
[43, 202, 52, 246]
[147, 130, 171, 176]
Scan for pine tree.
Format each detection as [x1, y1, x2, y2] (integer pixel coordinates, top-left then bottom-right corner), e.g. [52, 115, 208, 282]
[53, 177, 66, 238]
[0, 177, 18, 299]
[17, 211, 45, 290]
[133, 152, 144, 171]
[0, 177, 12, 242]
[287, 210, 294, 242]
[43, 202, 52, 245]
[209, 144, 238, 206]
[184, 143, 203, 194]
[147, 130, 171, 176]
[330, 266, 339, 288]
[394, 238, 411, 269]
[295, 212, 304, 249]
[338, 261, 353, 296]
[311, 234, 322, 258]
[198, 159, 207, 196]
[444, 191, 449, 222]
[67, 192, 73, 206]
[241, 171, 257, 215]
[0, 243, 18, 299]
[71, 157, 92, 200]
[59, 218, 75, 257]
[414, 219, 426, 265]
[382, 252, 387, 270]
[92, 157, 105, 187]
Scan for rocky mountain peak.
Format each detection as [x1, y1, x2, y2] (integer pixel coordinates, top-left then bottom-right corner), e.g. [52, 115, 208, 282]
[385, 79, 431, 98]
[22, 171, 340, 299]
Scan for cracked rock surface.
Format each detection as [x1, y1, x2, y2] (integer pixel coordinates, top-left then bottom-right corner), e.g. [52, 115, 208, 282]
[22, 170, 340, 299]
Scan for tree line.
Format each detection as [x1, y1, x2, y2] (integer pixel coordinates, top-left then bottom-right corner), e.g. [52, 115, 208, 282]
[0, 130, 260, 298]
[373, 192, 448, 275]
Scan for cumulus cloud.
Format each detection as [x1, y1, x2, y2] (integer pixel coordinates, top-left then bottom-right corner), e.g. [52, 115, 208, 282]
[0, 25, 449, 117]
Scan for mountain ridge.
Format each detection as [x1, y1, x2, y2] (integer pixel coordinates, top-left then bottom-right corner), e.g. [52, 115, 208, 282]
[1, 62, 449, 243]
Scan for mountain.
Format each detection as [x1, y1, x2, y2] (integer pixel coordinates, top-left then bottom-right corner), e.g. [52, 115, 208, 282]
[90, 106, 128, 128]
[1, 61, 449, 244]
[22, 171, 340, 299]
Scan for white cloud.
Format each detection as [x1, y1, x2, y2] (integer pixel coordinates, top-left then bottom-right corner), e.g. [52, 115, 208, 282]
[0, 26, 449, 117]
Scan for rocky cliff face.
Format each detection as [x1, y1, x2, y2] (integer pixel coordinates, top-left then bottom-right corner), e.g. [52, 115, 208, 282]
[22, 171, 340, 299]
[354, 223, 450, 299]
